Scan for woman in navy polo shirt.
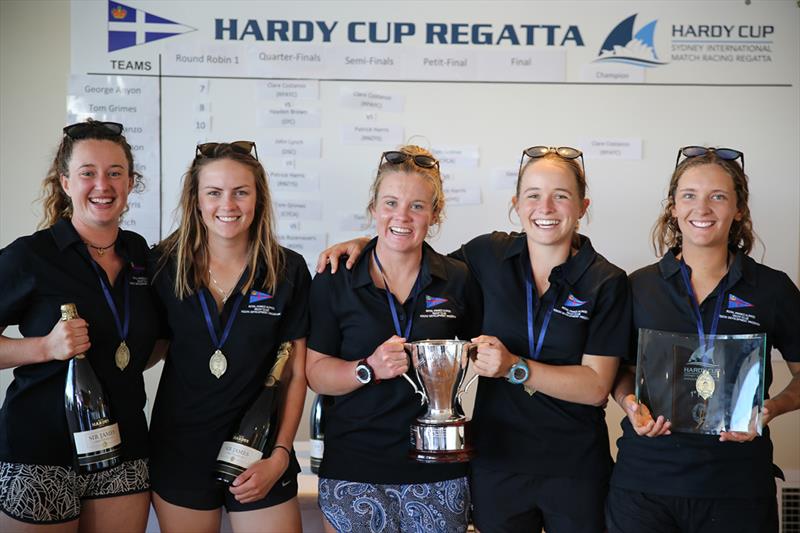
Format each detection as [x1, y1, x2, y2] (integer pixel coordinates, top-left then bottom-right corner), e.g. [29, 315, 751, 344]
[149, 142, 310, 532]
[608, 147, 800, 533]
[0, 120, 160, 531]
[306, 145, 483, 532]
[318, 145, 631, 532]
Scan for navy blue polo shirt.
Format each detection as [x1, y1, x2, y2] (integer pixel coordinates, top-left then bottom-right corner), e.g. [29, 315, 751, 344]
[308, 238, 483, 485]
[0, 218, 160, 466]
[148, 247, 310, 493]
[611, 249, 800, 499]
[456, 232, 630, 479]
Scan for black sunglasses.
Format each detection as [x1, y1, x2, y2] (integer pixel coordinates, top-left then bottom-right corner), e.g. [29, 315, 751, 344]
[676, 146, 744, 171]
[196, 141, 258, 161]
[380, 151, 439, 170]
[63, 121, 124, 140]
[519, 146, 585, 176]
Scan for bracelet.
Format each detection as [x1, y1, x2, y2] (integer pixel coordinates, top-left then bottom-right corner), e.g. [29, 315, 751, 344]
[271, 444, 291, 457]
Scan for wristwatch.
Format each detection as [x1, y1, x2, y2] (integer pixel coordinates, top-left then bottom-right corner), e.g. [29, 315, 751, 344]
[506, 357, 530, 385]
[355, 359, 376, 385]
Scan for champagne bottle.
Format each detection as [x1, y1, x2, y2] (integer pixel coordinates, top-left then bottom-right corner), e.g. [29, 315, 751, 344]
[62, 303, 122, 473]
[309, 394, 327, 474]
[215, 342, 292, 485]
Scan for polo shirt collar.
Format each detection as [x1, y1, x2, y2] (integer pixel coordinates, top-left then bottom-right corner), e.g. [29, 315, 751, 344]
[658, 247, 756, 288]
[49, 217, 131, 263]
[352, 237, 446, 290]
[504, 232, 597, 285]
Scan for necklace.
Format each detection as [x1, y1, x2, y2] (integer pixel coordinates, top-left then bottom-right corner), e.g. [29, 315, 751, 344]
[209, 263, 247, 304]
[83, 238, 117, 256]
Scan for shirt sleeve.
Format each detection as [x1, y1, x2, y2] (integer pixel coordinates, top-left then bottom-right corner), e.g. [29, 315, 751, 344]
[307, 266, 342, 356]
[278, 253, 312, 343]
[585, 269, 632, 358]
[0, 240, 36, 328]
[459, 270, 484, 341]
[772, 271, 800, 362]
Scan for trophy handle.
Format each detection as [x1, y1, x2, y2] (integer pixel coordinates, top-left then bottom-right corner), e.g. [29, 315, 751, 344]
[402, 343, 427, 406]
[456, 342, 479, 409]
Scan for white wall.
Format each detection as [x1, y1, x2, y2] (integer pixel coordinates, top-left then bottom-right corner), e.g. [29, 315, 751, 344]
[1, 1, 798, 472]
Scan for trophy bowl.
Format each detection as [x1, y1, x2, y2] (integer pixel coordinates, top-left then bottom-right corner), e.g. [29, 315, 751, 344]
[403, 339, 478, 463]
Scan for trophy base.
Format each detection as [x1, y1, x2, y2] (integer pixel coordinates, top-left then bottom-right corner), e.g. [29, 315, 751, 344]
[409, 419, 474, 463]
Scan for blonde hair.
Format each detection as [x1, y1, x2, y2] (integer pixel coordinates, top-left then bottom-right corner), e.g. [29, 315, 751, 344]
[157, 143, 284, 299]
[366, 145, 445, 233]
[652, 152, 755, 256]
[38, 120, 142, 228]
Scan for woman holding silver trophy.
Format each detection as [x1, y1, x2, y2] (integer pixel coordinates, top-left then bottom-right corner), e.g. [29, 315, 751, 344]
[318, 145, 631, 532]
[607, 147, 800, 533]
[306, 145, 483, 532]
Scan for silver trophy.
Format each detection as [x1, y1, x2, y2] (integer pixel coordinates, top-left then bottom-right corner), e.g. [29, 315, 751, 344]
[402, 339, 478, 463]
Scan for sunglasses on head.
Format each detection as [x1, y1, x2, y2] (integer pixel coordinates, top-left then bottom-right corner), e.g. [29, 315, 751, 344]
[196, 141, 258, 161]
[519, 146, 584, 176]
[63, 121, 124, 140]
[380, 151, 439, 170]
[676, 146, 744, 171]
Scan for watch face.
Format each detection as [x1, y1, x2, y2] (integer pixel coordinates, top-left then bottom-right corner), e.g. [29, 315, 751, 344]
[356, 364, 372, 384]
[512, 366, 527, 381]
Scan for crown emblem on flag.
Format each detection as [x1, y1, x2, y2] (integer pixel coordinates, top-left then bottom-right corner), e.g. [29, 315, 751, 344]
[111, 6, 127, 19]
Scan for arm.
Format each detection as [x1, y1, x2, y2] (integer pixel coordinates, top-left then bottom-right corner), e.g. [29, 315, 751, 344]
[0, 321, 90, 370]
[230, 337, 308, 503]
[720, 361, 800, 443]
[306, 335, 409, 395]
[471, 334, 619, 406]
[315, 237, 371, 274]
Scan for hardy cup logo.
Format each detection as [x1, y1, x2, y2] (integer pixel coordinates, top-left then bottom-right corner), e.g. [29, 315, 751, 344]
[107, 0, 196, 52]
[425, 295, 448, 309]
[595, 14, 668, 67]
[727, 294, 754, 309]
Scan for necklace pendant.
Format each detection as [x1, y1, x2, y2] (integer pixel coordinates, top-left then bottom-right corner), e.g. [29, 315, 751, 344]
[97, 247, 105, 256]
[209, 349, 228, 378]
[115, 340, 130, 371]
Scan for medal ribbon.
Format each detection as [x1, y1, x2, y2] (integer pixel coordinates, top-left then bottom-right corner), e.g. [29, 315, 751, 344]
[199, 290, 244, 352]
[89, 261, 130, 343]
[524, 262, 556, 361]
[372, 248, 422, 339]
[678, 260, 728, 363]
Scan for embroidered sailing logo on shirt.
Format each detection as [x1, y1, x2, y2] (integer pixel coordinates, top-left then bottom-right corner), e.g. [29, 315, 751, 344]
[727, 294, 753, 309]
[563, 294, 587, 307]
[425, 295, 448, 309]
[129, 263, 148, 286]
[249, 290, 273, 304]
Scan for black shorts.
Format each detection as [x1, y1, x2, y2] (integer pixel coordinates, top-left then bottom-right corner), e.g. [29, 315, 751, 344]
[0, 459, 149, 524]
[606, 486, 778, 533]
[470, 464, 608, 533]
[152, 453, 301, 512]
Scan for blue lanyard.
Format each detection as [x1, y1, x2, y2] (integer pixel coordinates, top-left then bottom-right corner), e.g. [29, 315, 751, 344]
[89, 260, 130, 342]
[198, 290, 244, 351]
[678, 260, 728, 361]
[524, 264, 556, 361]
[372, 248, 422, 339]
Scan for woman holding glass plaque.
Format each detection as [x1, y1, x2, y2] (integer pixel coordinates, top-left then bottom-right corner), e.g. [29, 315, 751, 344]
[317, 145, 631, 533]
[306, 145, 483, 532]
[149, 142, 310, 533]
[0, 120, 159, 532]
[608, 147, 800, 533]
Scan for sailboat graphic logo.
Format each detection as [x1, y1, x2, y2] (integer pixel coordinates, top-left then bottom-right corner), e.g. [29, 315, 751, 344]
[594, 14, 668, 68]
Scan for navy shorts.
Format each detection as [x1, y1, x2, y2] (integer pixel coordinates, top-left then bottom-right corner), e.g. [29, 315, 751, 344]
[318, 476, 470, 533]
[470, 464, 607, 533]
[0, 459, 149, 524]
[606, 486, 778, 533]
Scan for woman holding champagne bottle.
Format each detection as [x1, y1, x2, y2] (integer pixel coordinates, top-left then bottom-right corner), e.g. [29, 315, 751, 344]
[0, 120, 160, 532]
[149, 141, 310, 533]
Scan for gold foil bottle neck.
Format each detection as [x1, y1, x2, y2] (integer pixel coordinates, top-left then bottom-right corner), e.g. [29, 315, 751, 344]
[60, 303, 85, 359]
[265, 342, 292, 386]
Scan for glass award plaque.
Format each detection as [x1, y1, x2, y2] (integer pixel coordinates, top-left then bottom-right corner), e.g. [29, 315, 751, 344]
[635, 329, 766, 435]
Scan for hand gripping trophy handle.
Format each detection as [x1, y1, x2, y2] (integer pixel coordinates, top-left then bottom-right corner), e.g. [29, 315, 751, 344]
[401, 344, 427, 405]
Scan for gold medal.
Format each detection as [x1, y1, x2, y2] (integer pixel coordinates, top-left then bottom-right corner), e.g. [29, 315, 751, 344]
[115, 341, 130, 371]
[209, 349, 227, 379]
[695, 369, 715, 400]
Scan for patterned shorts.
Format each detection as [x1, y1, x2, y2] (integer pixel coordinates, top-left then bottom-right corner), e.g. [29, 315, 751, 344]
[318, 477, 470, 533]
[0, 459, 149, 524]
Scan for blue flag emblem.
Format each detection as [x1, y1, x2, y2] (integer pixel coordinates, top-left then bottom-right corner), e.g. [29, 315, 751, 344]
[108, 1, 195, 52]
[564, 294, 587, 307]
[727, 294, 753, 309]
[249, 291, 273, 304]
[425, 295, 448, 309]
